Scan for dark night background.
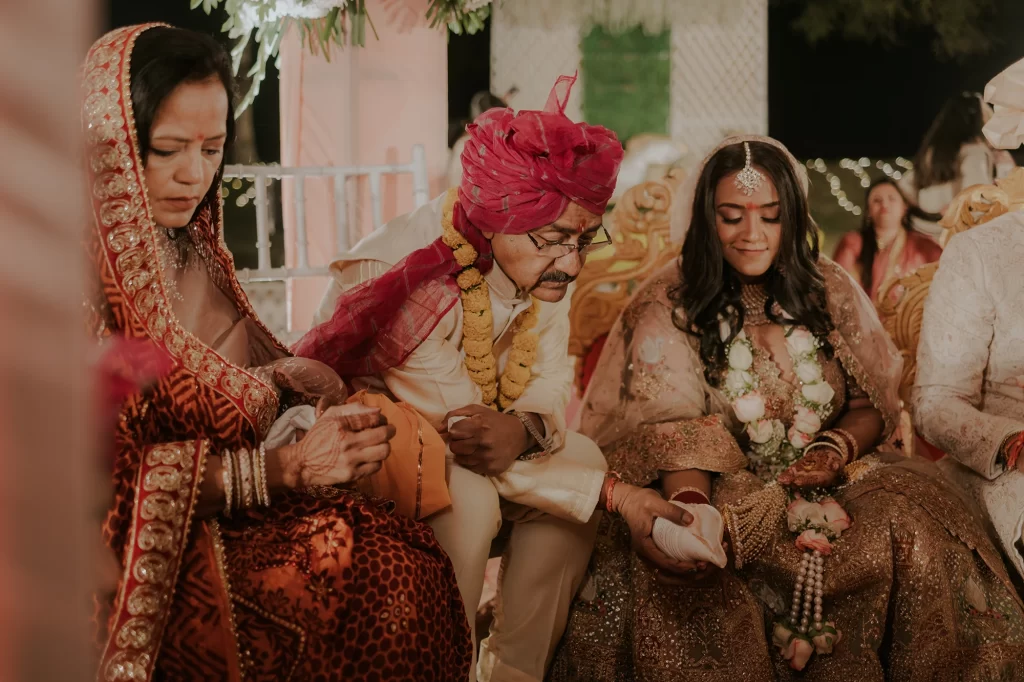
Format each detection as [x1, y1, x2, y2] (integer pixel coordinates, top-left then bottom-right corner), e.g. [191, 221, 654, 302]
[108, 1, 1024, 161]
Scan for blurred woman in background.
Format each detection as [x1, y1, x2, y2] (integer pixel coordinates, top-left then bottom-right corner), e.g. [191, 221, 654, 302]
[833, 177, 942, 301]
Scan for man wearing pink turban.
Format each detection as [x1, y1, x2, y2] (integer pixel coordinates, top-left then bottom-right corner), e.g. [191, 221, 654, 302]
[297, 76, 690, 681]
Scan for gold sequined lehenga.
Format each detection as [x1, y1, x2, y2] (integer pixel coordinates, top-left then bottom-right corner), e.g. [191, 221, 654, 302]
[549, 258, 1024, 682]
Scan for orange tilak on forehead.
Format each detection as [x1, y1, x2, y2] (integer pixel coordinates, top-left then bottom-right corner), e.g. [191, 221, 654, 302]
[745, 202, 759, 210]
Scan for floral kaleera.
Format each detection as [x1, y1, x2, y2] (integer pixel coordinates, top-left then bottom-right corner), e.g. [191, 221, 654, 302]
[720, 314, 849, 670]
[440, 189, 540, 410]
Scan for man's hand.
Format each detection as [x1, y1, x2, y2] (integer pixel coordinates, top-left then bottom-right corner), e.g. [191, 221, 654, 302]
[611, 483, 697, 575]
[441, 404, 530, 477]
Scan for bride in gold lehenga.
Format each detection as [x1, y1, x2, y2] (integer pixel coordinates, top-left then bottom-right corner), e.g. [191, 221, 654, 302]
[549, 136, 1024, 681]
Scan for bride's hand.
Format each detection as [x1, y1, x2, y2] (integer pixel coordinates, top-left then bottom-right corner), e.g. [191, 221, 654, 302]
[777, 447, 844, 489]
[612, 483, 696, 575]
[279, 405, 395, 487]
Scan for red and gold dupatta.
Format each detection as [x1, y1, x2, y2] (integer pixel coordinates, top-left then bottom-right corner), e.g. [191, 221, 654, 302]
[84, 24, 287, 681]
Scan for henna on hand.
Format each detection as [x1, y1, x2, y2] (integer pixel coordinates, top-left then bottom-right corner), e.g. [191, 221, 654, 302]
[777, 447, 844, 489]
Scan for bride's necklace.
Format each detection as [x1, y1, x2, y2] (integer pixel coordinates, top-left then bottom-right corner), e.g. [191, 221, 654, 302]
[740, 284, 771, 326]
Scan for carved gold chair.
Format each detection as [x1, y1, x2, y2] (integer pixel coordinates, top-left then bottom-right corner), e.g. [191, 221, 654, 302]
[568, 171, 684, 395]
[876, 167, 1024, 457]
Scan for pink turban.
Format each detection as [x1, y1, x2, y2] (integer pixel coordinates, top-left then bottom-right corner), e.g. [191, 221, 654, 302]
[294, 74, 624, 377]
[458, 74, 624, 233]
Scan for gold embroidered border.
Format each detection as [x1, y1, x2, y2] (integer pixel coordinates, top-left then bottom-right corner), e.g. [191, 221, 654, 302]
[100, 441, 207, 682]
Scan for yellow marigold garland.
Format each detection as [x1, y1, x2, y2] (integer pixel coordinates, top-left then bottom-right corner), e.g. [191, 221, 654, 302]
[442, 188, 540, 409]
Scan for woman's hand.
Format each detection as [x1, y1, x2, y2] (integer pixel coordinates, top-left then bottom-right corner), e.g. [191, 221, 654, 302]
[278, 405, 396, 488]
[777, 447, 844, 489]
[612, 483, 697, 575]
[315, 392, 345, 419]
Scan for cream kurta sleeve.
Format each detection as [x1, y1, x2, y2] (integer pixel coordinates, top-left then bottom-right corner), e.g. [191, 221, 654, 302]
[505, 293, 573, 451]
[913, 233, 1024, 479]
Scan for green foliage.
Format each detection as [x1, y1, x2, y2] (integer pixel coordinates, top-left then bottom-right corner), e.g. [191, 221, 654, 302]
[778, 0, 997, 58]
[580, 26, 671, 144]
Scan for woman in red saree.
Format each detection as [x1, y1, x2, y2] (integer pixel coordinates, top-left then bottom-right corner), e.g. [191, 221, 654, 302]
[86, 24, 471, 681]
[832, 177, 942, 302]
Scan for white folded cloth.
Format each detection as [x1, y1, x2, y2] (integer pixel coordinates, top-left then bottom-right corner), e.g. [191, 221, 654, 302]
[652, 501, 728, 568]
[264, 405, 316, 450]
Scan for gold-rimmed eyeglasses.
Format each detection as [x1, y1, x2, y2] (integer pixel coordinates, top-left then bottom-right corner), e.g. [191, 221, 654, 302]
[526, 227, 612, 258]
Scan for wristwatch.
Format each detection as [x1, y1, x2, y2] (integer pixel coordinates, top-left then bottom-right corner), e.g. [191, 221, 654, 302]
[511, 410, 554, 461]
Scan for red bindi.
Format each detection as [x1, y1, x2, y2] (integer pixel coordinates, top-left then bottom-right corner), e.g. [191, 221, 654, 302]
[744, 202, 758, 210]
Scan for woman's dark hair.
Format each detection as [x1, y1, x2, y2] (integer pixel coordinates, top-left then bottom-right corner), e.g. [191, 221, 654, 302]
[856, 177, 915, 294]
[450, 91, 508, 147]
[670, 141, 834, 383]
[129, 26, 235, 205]
[913, 92, 985, 190]
[470, 91, 508, 119]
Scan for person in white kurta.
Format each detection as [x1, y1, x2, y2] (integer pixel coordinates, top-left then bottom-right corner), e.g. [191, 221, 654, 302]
[913, 58, 1024, 580]
[913, 212, 1024, 578]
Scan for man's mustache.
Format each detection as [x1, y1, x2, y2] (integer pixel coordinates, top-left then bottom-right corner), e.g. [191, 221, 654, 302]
[538, 270, 576, 284]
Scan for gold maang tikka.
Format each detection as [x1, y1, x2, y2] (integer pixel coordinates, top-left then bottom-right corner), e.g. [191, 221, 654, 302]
[734, 141, 766, 196]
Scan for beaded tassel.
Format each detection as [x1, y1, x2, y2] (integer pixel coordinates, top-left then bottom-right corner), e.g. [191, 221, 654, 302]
[790, 550, 826, 633]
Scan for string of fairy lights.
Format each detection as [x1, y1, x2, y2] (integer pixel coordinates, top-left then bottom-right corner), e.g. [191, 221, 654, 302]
[220, 158, 917, 217]
[222, 176, 273, 208]
[804, 157, 914, 217]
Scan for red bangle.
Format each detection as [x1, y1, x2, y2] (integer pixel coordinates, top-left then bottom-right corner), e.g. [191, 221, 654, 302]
[668, 485, 710, 505]
[603, 472, 621, 514]
[1004, 432, 1024, 470]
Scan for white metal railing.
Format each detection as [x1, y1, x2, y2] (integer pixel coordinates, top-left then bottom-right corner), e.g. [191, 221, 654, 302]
[225, 144, 430, 283]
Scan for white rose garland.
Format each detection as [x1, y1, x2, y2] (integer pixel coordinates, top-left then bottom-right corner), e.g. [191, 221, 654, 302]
[722, 326, 832, 480]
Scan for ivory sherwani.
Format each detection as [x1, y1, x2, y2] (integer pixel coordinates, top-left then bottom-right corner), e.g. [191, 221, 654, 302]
[913, 211, 1024, 577]
[314, 194, 607, 682]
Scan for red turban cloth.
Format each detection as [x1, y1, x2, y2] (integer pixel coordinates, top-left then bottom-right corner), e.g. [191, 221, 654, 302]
[293, 74, 623, 377]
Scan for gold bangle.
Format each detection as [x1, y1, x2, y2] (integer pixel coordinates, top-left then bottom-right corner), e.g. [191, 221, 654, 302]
[256, 442, 271, 507]
[828, 428, 859, 463]
[249, 447, 263, 507]
[237, 447, 253, 509]
[806, 441, 845, 463]
[221, 449, 234, 518]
